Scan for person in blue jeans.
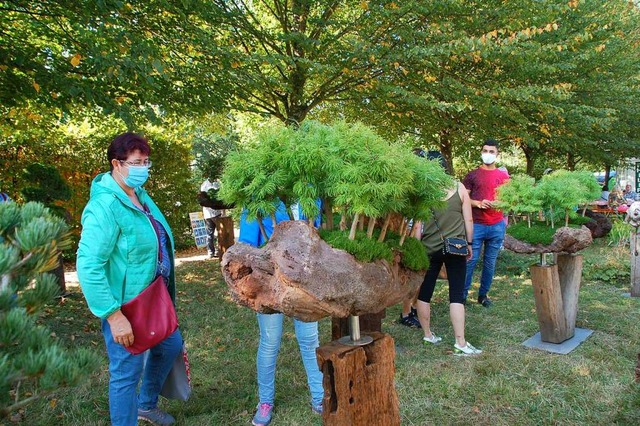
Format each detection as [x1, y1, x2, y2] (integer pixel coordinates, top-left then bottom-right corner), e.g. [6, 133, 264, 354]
[77, 133, 182, 425]
[462, 139, 509, 307]
[239, 201, 324, 426]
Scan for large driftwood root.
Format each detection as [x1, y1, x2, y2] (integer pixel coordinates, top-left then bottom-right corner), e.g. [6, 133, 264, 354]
[221, 221, 424, 322]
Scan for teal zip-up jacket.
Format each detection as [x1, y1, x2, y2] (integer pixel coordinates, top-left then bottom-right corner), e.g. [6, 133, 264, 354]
[77, 172, 175, 319]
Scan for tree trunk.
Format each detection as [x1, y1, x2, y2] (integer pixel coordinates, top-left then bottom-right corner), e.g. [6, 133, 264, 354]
[567, 152, 576, 171]
[523, 146, 535, 176]
[366, 217, 376, 238]
[399, 220, 415, 246]
[438, 128, 454, 175]
[377, 213, 392, 242]
[257, 214, 268, 242]
[323, 198, 334, 231]
[349, 213, 360, 240]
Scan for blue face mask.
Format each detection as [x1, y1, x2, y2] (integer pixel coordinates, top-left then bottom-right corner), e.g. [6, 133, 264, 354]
[118, 165, 149, 188]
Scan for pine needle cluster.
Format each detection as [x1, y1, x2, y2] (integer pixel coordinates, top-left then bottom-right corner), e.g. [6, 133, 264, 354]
[0, 202, 99, 418]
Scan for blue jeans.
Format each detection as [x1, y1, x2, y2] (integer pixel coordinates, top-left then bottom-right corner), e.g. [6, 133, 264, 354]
[464, 221, 506, 300]
[256, 313, 323, 406]
[102, 320, 183, 426]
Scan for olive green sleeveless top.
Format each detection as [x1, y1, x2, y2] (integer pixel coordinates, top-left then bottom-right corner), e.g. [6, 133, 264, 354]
[421, 183, 467, 254]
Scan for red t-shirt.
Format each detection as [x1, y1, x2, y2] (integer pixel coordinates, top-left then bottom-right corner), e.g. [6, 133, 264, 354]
[462, 168, 509, 225]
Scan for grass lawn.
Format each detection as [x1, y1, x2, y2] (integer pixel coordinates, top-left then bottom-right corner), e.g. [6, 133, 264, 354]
[22, 239, 640, 425]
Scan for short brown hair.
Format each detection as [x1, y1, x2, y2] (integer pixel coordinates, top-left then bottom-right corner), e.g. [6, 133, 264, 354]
[107, 132, 150, 171]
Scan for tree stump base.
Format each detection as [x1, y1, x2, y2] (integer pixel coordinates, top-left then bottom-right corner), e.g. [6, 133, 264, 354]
[530, 254, 583, 343]
[317, 332, 400, 426]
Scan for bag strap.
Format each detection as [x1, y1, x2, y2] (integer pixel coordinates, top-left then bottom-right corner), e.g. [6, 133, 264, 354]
[430, 182, 468, 243]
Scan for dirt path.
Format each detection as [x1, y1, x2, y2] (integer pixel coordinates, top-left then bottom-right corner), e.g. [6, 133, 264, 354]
[64, 251, 214, 287]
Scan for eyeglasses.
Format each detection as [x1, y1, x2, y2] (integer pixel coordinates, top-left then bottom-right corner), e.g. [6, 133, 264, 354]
[119, 160, 152, 168]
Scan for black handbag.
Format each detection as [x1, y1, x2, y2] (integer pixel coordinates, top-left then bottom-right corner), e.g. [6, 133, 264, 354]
[442, 237, 469, 256]
[431, 209, 469, 257]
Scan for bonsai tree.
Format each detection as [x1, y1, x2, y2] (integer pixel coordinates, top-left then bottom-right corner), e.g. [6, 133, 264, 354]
[497, 170, 603, 231]
[536, 170, 602, 228]
[0, 202, 98, 418]
[494, 175, 541, 227]
[219, 120, 448, 265]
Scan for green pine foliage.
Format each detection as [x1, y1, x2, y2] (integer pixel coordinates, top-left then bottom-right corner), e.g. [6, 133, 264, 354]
[0, 202, 99, 418]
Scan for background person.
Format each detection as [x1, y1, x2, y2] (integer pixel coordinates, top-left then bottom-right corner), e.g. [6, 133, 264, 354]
[200, 177, 224, 258]
[624, 184, 637, 202]
[77, 132, 182, 426]
[417, 151, 481, 355]
[238, 202, 324, 426]
[462, 139, 509, 307]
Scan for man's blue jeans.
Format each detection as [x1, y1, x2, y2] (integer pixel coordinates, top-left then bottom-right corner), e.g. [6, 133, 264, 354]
[464, 221, 506, 300]
[256, 313, 323, 407]
[102, 319, 183, 426]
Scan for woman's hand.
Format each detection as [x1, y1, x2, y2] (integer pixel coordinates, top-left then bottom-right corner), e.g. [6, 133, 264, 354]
[466, 246, 473, 261]
[107, 310, 134, 347]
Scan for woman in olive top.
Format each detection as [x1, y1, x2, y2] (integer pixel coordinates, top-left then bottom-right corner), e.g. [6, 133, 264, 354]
[416, 152, 482, 356]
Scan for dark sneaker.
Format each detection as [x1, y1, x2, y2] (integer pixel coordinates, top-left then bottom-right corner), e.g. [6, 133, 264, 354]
[137, 408, 175, 425]
[399, 312, 421, 328]
[478, 296, 493, 307]
[311, 402, 323, 415]
[252, 402, 273, 426]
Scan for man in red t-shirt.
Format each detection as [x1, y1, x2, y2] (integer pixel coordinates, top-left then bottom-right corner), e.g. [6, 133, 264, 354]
[462, 139, 509, 307]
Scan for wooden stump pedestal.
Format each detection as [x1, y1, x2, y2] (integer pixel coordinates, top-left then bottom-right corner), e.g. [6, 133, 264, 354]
[316, 332, 400, 426]
[530, 254, 583, 343]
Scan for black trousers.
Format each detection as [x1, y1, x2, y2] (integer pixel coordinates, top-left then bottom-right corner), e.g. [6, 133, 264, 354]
[417, 249, 467, 304]
[204, 217, 221, 256]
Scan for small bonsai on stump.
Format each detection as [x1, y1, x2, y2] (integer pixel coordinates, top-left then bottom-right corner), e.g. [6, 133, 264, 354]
[495, 170, 600, 345]
[496, 170, 601, 249]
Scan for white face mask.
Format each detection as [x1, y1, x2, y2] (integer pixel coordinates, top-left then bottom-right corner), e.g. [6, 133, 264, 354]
[481, 153, 497, 165]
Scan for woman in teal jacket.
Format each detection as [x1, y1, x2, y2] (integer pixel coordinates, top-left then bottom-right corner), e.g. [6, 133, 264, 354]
[77, 133, 182, 426]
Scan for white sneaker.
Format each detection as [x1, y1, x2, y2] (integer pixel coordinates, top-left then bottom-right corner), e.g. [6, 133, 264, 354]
[423, 333, 442, 344]
[453, 342, 482, 356]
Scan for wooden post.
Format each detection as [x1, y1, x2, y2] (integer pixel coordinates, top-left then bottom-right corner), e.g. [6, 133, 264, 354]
[317, 332, 400, 426]
[331, 310, 385, 341]
[556, 254, 583, 338]
[630, 230, 640, 297]
[530, 264, 569, 343]
[530, 255, 583, 343]
[216, 216, 235, 257]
